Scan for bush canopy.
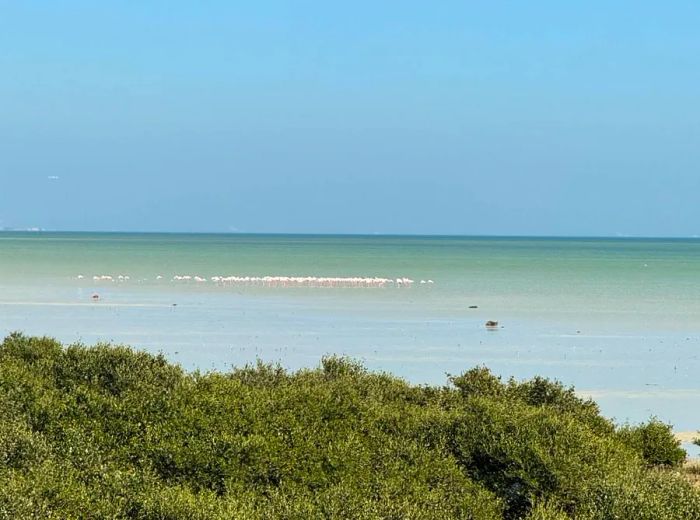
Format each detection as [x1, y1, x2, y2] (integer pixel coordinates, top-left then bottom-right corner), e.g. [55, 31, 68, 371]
[0, 333, 697, 519]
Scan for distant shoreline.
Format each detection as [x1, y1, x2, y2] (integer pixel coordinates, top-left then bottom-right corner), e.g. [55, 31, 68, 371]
[2, 229, 700, 240]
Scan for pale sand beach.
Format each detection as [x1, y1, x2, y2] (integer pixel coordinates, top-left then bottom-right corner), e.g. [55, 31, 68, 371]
[677, 432, 699, 444]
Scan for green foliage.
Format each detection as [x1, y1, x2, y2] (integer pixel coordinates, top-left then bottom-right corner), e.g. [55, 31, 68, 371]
[451, 367, 504, 398]
[617, 419, 687, 467]
[0, 333, 698, 519]
[576, 469, 700, 520]
[523, 501, 569, 520]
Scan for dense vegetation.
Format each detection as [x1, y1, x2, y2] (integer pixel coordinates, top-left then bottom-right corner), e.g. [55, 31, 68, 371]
[0, 333, 698, 519]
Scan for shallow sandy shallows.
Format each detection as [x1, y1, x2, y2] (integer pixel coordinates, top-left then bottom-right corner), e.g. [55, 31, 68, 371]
[677, 431, 699, 444]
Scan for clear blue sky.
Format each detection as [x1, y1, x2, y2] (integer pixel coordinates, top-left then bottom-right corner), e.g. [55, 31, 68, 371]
[1, 1, 698, 235]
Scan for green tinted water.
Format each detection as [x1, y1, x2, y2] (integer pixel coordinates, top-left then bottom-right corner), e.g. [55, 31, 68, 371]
[1, 232, 700, 436]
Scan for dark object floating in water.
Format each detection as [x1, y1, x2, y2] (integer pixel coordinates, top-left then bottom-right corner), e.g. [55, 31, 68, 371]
[469, 305, 478, 309]
[172, 303, 178, 307]
[485, 320, 499, 328]
[91, 293, 100, 301]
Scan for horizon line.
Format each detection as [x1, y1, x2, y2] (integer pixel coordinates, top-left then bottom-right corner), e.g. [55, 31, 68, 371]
[1, 229, 699, 240]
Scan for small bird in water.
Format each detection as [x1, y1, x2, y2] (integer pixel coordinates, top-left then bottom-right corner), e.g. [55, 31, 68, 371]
[91, 293, 100, 301]
[485, 320, 499, 328]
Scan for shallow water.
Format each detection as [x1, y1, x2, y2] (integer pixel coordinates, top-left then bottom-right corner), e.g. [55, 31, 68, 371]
[1, 232, 699, 444]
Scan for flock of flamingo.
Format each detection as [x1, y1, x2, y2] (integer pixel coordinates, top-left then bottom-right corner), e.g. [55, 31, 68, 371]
[78, 274, 435, 288]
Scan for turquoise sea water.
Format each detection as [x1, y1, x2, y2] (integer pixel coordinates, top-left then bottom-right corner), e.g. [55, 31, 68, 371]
[2, 232, 700, 442]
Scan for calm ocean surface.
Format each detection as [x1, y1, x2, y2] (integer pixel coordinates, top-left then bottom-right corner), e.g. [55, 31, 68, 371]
[2, 232, 700, 441]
